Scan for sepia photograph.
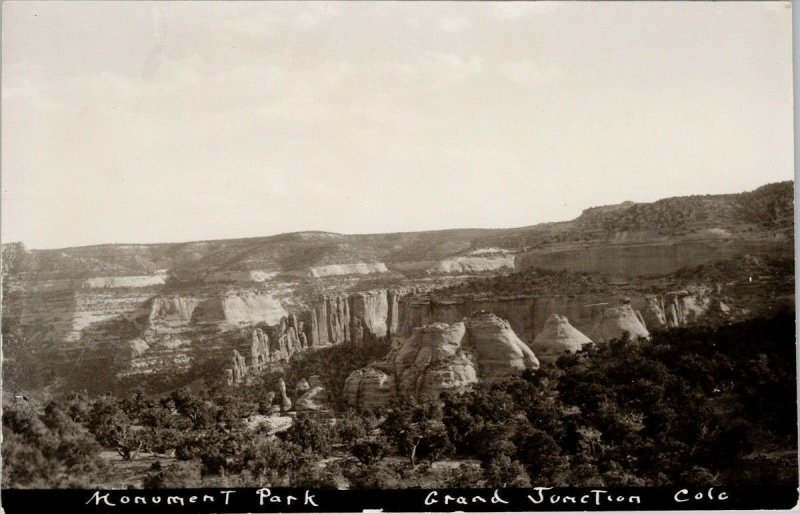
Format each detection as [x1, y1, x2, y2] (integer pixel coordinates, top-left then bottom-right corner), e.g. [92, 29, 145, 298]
[0, 1, 796, 512]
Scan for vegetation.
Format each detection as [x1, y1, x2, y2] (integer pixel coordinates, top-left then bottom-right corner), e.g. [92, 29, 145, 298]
[285, 339, 392, 410]
[2, 314, 795, 489]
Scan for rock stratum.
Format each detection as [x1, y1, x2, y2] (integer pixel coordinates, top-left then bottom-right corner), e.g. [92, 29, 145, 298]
[1, 182, 793, 394]
[343, 312, 539, 409]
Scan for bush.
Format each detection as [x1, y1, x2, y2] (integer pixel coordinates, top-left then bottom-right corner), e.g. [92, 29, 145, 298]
[282, 414, 334, 457]
[350, 437, 390, 465]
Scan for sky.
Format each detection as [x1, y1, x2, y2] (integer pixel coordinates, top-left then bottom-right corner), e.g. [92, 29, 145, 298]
[1, 1, 794, 249]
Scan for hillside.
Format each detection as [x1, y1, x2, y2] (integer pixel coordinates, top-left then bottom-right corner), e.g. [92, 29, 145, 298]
[1, 181, 793, 395]
[2, 182, 793, 281]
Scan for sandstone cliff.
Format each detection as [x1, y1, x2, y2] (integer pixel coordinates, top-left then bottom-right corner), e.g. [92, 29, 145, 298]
[309, 262, 389, 278]
[343, 313, 539, 409]
[428, 255, 515, 274]
[191, 292, 287, 325]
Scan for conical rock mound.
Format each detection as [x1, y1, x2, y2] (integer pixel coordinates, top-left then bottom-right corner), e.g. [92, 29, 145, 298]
[344, 312, 539, 409]
[533, 314, 592, 364]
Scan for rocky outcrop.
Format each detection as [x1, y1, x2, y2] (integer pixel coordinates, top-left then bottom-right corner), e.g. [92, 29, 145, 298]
[82, 275, 167, 289]
[344, 313, 539, 409]
[428, 255, 515, 274]
[247, 415, 293, 434]
[191, 292, 286, 325]
[148, 296, 200, 324]
[230, 350, 247, 385]
[274, 315, 307, 360]
[532, 314, 592, 364]
[205, 270, 278, 283]
[277, 378, 292, 413]
[303, 290, 400, 346]
[343, 368, 396, 410]
[351, 290, 390, 340]
[250, 328, 270, 367]
[309, 262, 389, 278]
[397, 293, 682, 346]
[465, 312, 540, 378]
[392, 322, 477, 401]
[663, 290, 713, 327]
[585, 301, 649, 342]
[295, 376, 329, 411]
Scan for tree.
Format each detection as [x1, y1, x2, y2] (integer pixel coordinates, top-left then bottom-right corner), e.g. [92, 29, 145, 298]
[382, 397, 451, 467]
[2, 398, 106, 488]
[484, 455, 531, 488]
[350, 437, 390, 465]
[87, 397, 144, 460]
[282, 413, 334, 457]
[169, 388, 217, 429]
[515, 426, 568, 484]
[336, 411, 373, 445]
[143, 460, 202, 488]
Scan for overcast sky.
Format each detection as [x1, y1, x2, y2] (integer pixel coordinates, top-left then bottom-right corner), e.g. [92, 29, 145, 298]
[2, 1, 794, 249]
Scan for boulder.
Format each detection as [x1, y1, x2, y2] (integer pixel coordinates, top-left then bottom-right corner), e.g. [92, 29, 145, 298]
[532, 314, 592, 364]
[247, 414, 293, 435]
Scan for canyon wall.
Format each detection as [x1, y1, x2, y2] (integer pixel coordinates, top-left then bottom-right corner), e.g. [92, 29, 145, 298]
[395, 293, 669, 346]
[0, 272, 764, 394]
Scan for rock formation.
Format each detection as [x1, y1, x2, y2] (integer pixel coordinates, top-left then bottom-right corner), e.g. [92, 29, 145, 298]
[230, 350, 247, 385]
[343, 368, 396, 410]
[250, 328, 270, 368]
[532, 314, 592, 364]
[309, 262, 389, 278]
[295, 375, 329, 411]
[465, 312, 540, 377]
[148, 296, 201, 324]
[586, 300, 650, 342]
[428, 255, 515, 274]
[277, 378, 292, 413]
[344, 312, 539, 409]
[191, 292, 287, 325]
[273, 317, 306, 361]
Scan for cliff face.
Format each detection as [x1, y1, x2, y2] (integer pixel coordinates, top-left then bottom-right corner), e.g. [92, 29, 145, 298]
[343, 313, 539, 409]
[191, 293, 287, 325]
[428, 255, 515, 274]
[4, 182, 790, 394]
[309, 262, 389, 278]
[0, 267, 744, 394]
[303, 290, 399, 347]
